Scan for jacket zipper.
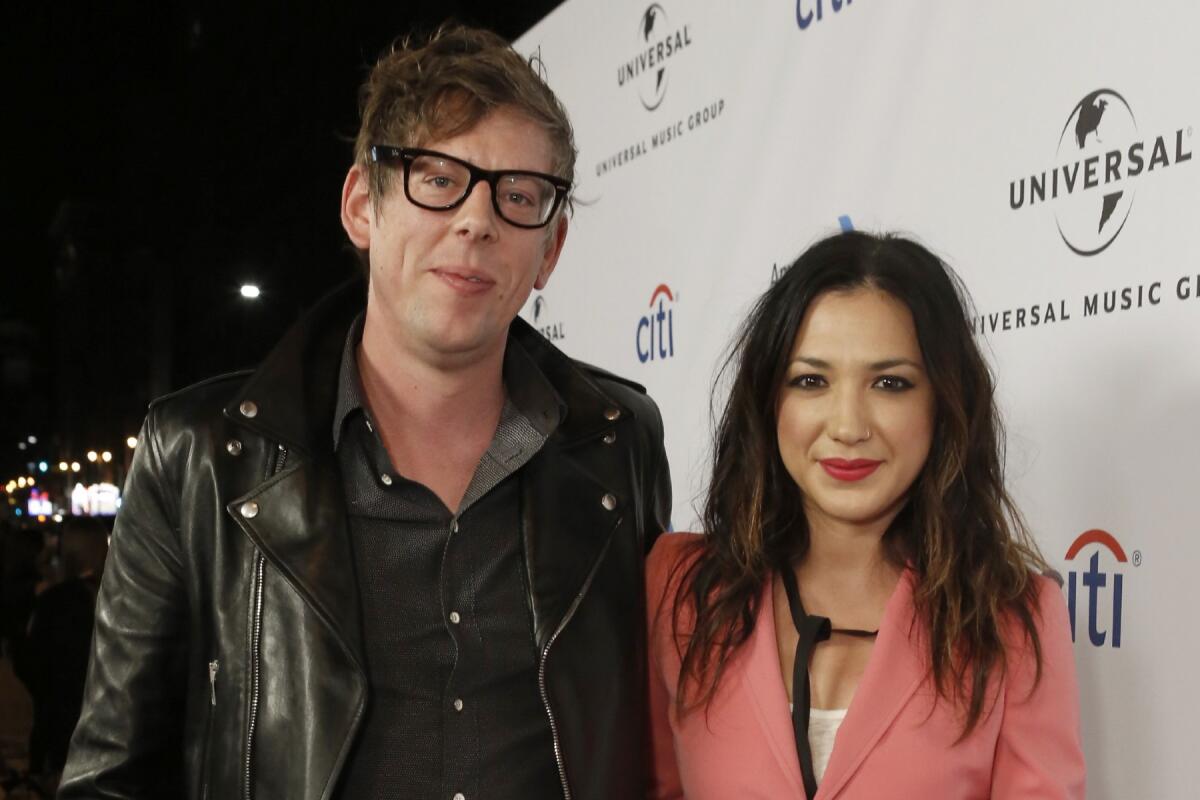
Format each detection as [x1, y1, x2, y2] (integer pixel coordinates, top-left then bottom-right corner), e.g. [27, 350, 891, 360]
[538, 620, 574, 800]
[536, 532, 618, 800]
[244, 553, 265, 800]
[244, 444, 286, 800]
[200, 659, 219, 800]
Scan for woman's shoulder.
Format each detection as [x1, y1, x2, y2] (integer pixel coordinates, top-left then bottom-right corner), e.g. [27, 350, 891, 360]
[647, 531, 706, 594]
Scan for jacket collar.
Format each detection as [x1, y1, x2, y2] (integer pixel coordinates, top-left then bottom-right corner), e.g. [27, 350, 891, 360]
[225, 280, 637, 659]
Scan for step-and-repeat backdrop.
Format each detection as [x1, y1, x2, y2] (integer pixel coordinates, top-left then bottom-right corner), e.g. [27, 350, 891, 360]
[518, 1, 1199, 795]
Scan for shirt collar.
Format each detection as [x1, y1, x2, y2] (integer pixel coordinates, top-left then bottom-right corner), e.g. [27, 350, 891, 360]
[332, 313, 566, 450]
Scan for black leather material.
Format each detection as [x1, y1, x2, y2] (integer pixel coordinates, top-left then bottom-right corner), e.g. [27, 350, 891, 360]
[59, 281, 672, 800]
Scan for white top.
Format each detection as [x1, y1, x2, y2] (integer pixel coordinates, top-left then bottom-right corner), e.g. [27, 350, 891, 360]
[791, 703, 849, 783]
[807, 707, 848, 783]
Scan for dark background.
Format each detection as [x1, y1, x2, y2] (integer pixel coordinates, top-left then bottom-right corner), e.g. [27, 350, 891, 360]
[0, 1, 566, 483]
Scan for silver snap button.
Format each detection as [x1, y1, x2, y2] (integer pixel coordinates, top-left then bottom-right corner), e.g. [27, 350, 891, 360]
[449, 611, 461, 625]
[239, 400, 258, 418]
[226, 439, 243, 456]
[450, 519, 459, 533]
[604, 407, 621, 421]
[602, 431, 616, 445]
[601, 493, 617, 511]
[240, 501, 260, 519]
[453, 698, 464, 712]
[380, 473, 393, 486]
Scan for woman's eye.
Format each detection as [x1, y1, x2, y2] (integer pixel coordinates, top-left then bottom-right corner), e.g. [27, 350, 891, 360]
[874, 375, 913, 391]
[788, 374, 826, 389]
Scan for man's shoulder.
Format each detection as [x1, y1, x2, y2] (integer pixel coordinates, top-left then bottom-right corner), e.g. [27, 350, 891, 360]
[145, 370, 253, 431]
[571, 358, 648, 398]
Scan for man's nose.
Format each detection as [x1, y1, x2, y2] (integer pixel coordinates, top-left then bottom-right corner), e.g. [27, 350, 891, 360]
[452, 179, 499, 241]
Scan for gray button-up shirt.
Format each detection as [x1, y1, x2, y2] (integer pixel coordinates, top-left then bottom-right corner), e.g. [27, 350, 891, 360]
[332, 314, 564, 800]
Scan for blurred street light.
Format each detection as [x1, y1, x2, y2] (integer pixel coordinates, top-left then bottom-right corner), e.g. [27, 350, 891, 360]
[27, 435, 37, 444]
[71, 461, 81, 472]
[16, 478, 25, 488]
[38, 461, 49, 472]
[127, 436, 138, 449]
[87, 450, 98, 462]
[101, 450, 113, 462]
[240, 284, 262, 299]
[59, 461, 69, 472]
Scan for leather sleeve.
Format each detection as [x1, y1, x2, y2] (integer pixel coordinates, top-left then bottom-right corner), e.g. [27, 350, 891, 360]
[990, 576, 1088, 799]
[640, 396, 672, 554]
[59, 410, 190, 799]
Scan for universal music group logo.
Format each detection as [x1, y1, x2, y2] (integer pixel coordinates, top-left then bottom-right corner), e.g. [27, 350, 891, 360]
[1008, 88, 1192, 256]
[617, 4, 693, 111]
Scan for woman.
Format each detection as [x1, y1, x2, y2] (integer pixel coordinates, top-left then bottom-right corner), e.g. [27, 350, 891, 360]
[647, 231, 1085, 799]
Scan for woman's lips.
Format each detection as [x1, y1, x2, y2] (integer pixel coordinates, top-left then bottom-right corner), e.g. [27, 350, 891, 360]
[819, 458, 882, 482]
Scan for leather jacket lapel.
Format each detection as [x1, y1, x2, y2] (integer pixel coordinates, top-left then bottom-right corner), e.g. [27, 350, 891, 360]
[229, 456, 364, 667]
[515, 320, 635, 649]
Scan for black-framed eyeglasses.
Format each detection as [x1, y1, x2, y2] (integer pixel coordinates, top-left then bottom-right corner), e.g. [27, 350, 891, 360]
[370, 145, 571, 229]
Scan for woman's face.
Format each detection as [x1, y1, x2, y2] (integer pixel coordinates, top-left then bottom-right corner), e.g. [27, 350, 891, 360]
[776, 287, 936, 534]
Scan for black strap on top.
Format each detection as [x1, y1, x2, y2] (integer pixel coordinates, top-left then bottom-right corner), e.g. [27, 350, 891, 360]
[781, 568, 878, 798]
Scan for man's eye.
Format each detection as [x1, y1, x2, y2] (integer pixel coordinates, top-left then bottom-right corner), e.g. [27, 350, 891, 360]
[874, 375, 913, 391]
[787, 374, 826, 389]
[504, 190, 534, 207]
[427, 174, 456, 188]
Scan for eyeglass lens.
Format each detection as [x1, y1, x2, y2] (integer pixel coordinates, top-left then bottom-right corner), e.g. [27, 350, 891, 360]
[407, 154, 558, 226]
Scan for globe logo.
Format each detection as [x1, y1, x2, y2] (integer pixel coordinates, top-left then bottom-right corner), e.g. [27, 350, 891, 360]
[638, 4, 669, 110]
[1054, 89, 1138, 256]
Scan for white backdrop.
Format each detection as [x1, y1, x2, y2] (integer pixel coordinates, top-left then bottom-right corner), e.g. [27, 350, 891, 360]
[518, 2, 1199, 796]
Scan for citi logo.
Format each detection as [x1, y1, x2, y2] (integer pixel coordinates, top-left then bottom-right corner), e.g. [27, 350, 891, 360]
[635, 284, 677, 363]
[1064, 529, 1139, 648]
[797, 0, 855, 30]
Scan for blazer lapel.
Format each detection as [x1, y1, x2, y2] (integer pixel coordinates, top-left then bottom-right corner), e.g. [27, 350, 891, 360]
[816, 570, 926, 799]
[740, 579, 807, 796]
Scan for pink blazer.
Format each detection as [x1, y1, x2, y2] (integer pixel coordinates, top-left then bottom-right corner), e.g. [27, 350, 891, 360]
[647, 533, 1086, 799]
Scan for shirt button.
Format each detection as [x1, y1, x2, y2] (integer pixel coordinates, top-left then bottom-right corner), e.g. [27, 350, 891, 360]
[453, 794, 466, 800]
[380, 473, 393, 486]
[449, 611, 461, 624]
[453, 698, 464, 712]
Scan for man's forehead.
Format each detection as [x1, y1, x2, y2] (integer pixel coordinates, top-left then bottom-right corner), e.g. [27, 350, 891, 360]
[414, 106, 557, 172]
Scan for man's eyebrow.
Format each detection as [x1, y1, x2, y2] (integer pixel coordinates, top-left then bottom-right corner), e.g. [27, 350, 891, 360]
[788, 356, 924, 371]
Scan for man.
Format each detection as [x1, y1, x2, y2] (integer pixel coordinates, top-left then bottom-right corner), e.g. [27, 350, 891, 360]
[61, 25, 670, 800]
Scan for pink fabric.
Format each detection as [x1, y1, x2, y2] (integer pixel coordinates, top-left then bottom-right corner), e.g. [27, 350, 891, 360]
[647, 533, 1086, 799]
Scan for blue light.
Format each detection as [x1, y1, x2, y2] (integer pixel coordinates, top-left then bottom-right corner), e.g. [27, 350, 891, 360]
[38, 461, 49, 473]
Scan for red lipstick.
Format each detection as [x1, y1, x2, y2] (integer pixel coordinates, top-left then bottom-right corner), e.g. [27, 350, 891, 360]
[819, 458, 882, 482]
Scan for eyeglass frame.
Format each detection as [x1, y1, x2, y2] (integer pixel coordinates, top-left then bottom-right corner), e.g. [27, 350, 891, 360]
[369, 145, 572, 230]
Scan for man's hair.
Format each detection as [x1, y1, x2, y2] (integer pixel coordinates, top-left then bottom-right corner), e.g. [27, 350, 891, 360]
[354, 24, 577, 209]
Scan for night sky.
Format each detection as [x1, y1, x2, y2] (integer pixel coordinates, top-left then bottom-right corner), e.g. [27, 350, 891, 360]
[1, 1, 565, 480]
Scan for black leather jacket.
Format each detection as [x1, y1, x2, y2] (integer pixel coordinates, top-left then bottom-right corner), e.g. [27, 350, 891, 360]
[60, 283, 671, 800]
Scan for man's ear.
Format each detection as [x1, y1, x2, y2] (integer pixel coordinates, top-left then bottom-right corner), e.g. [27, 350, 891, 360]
[534, 214, 568, 291]
[341, 164, 372, 250]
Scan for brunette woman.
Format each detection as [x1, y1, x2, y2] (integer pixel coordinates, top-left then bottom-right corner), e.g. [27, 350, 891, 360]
[647, 231, 1085, 799]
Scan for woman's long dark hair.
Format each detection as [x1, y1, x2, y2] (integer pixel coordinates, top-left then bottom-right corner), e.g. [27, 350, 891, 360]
[671, 230, 1049, 735]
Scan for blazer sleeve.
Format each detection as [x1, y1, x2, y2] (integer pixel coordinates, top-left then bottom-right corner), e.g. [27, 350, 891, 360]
[991, 575, 1087, 799]
[646, 535, 693, 800]
[59, 411, 190, 799]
